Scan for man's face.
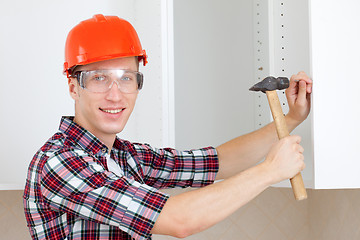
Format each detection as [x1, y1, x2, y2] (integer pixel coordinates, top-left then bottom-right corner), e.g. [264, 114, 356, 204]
[69, 57, 139, 139]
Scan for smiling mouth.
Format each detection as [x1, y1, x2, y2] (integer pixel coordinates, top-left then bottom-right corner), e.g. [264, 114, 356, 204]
[100, 108, 124, 114]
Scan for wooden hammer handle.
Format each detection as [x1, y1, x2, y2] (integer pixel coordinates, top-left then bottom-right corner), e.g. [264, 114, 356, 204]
[266, 90, 307, 201]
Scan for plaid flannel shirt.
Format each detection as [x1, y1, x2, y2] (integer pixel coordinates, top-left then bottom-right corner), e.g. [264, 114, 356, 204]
[23, 116, 218, 240]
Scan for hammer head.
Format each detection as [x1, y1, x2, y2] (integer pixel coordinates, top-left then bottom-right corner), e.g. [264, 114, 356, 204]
[249, 76, 289, 93]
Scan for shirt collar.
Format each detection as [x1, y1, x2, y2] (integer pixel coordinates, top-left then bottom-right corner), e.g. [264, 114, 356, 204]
[59, 116, 110, 156]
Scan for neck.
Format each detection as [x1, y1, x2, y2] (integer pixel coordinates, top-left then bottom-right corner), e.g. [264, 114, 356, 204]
[98, 134, 116, 154]
[73, 116, 116, 154]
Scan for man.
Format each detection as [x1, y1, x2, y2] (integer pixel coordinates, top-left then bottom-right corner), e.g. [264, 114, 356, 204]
[23, 14, 312, 240]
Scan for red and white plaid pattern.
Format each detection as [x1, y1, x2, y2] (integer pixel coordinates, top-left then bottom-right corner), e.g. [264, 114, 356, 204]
[23, 116, 218, 239]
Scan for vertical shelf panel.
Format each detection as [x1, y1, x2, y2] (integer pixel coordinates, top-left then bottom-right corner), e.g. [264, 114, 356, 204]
[120, 0, 164, 146]
[253, 0, 271, 130]
[266, 0, 313, 188]
[310, 0, 360, 189]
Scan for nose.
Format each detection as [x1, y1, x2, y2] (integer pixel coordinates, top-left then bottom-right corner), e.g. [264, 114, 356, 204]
[105, 80, 124, 101]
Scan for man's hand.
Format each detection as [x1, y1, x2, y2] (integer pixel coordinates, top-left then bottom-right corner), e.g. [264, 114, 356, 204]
[153, 135, 306, 238]
[285, 71, 313, 124]
[215, 71, 311, 180]
[261, 135, 305, 184]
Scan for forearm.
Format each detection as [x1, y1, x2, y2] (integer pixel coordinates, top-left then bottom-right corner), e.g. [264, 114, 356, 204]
[215, 115, 299, 179]
[151, 163, 273, 238]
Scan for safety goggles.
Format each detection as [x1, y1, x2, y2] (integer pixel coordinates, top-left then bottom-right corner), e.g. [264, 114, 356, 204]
[72, 69, 143, 93]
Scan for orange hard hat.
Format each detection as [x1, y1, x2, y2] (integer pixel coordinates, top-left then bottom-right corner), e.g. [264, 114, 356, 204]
[64, 14, 147, 76]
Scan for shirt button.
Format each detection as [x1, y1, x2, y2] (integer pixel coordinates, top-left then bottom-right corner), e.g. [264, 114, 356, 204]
[101, 148, 107, 153]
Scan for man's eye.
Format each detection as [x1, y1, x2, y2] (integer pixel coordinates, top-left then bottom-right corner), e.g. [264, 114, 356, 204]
[93, 75, 106, 81]
[121, 74, 136, 82]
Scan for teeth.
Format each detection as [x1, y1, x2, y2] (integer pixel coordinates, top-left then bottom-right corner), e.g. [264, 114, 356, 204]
[102, 109, 123, 114]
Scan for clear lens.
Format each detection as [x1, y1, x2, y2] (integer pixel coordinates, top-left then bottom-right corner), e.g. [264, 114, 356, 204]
[77, 70, 143, 93]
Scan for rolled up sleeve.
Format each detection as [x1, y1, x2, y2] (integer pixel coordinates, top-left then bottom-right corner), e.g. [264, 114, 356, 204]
[134, 144, 219, 189]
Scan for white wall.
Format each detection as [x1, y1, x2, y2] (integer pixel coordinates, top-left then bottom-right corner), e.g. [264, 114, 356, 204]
[173, 0, 255, 150]
[3, 0, 358, 190]
[0, 0, 164, 189]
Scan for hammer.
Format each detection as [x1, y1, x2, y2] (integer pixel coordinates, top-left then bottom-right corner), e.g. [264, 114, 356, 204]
[250, 76, 307, 201]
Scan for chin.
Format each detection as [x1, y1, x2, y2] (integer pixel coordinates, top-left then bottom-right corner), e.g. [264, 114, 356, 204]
[103, 125, 125, 135]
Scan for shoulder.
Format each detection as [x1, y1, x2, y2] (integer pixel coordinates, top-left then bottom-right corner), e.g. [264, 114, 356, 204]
[36, 131, 97, 173]
[26, 131, 88, 185]
[39, 131, 76, 154]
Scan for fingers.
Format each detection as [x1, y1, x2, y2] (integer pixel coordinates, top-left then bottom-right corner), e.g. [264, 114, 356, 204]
[288, 135, 302, 144]
[296, 80, 308, 104]
[296, 153, 305, 173]
[296, 144, 304, 155]
[300, 162, 306, 171]
[289, 136, 305, 172]
[284, 135, 304, 156]
[265, 135, 305, 183]
[290, 71, 313, 94]
[287, 135, 306, 174]
[290, 71, 311, 82]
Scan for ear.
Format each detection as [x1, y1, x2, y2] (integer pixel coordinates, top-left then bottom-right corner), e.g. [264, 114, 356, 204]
[68, 77, 80, 100]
